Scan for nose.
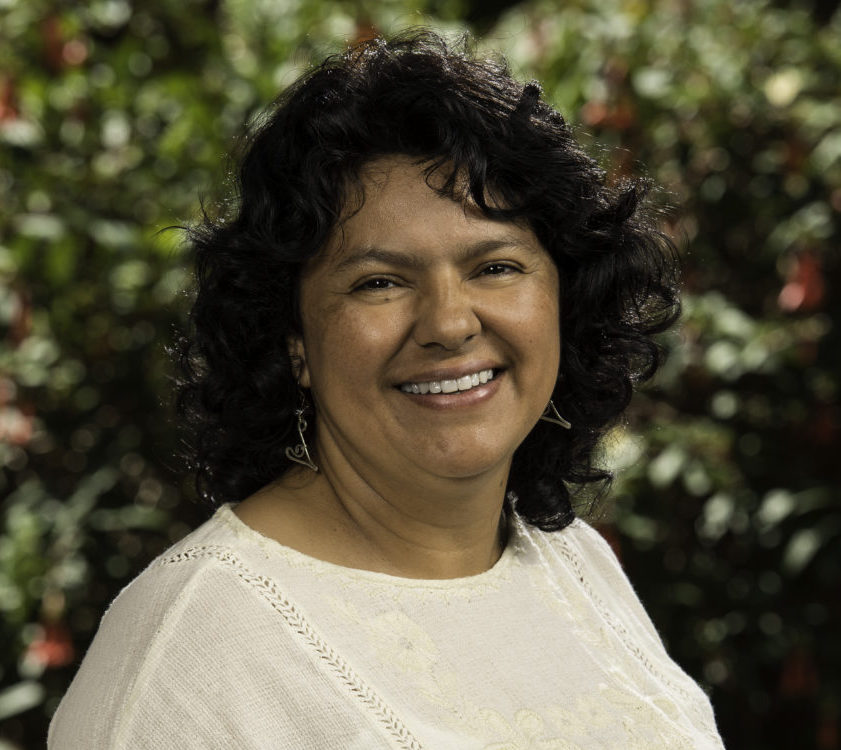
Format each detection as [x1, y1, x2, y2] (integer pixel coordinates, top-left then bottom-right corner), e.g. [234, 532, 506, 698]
[412, 276, 481, 350]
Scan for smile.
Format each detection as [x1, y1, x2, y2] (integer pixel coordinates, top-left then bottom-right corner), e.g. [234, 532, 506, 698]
[399, 369, 496, 395]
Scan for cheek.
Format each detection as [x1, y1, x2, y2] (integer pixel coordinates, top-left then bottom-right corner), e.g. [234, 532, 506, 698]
[303, 304, 406, 387]
[513, 284, 560, 341]
[537, 274, 562, 346]
[519, 287, 561, 379]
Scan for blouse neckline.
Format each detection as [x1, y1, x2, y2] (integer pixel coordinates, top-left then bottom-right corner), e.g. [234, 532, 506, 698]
[214, 502, 521, 588]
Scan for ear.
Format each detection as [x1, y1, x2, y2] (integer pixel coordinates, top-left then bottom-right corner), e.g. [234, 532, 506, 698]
[287, 334, 311, 388]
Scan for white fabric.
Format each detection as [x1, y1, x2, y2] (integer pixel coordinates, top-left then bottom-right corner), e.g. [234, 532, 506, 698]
[49, 503, 724, 749]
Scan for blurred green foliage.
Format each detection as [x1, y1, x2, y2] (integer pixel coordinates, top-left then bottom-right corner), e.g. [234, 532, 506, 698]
[1, 0, 839, 748]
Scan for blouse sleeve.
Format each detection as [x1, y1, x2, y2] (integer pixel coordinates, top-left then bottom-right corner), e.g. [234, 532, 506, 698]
[48, 556, 386, 749]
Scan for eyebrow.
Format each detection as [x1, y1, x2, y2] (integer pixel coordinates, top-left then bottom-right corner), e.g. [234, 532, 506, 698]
[332, 238, 537, 274]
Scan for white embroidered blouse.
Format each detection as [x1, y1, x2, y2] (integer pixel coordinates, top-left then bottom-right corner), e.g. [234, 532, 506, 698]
[49, 503, 724, 749]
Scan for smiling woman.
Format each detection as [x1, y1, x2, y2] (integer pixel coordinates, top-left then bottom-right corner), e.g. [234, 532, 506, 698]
[290, 157, 560, 513]
[48, 30, 725, 749]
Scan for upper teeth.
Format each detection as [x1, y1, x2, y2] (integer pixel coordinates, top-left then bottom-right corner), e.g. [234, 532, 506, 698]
[400, 369, 495, 394]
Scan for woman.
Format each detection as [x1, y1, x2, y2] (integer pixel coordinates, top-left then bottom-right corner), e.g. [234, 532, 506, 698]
[50, 31, 724, 748]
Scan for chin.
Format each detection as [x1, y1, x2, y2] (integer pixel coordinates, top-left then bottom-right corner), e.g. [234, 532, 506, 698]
[419, 449, 513, 481]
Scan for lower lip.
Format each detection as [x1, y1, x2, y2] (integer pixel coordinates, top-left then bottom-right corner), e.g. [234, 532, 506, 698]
[395, 371, 504, 409]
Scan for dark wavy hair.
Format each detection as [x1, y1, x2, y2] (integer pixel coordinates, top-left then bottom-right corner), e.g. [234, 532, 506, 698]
[176, 29, 680, 531]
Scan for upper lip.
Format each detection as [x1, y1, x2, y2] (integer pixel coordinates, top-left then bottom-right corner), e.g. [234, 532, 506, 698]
[393, 362, 502, 385]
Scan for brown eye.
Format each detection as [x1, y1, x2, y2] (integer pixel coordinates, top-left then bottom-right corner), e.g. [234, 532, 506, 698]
[355, 277, 397, 291]
[480, 263, 518, 276]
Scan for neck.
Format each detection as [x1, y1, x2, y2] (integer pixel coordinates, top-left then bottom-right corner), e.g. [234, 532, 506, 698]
[238, 431, 511, 580]
[318, 439, 510, 578]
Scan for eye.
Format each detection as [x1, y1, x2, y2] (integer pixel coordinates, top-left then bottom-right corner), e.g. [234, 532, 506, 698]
[353, 277, 398, 292]
[479, 262, 520, 277]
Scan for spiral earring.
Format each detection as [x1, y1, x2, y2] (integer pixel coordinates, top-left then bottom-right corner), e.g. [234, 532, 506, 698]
[540, 399, 572, 430]
[285, 392, 319, 472]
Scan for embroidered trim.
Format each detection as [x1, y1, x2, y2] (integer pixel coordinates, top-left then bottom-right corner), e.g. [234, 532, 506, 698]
[519, 519, 721, 745]
[161, 545, 423, 750]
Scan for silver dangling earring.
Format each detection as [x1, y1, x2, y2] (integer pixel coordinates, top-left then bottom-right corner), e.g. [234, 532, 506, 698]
[285, 392, 319, 472]
[540, 399, 572, 430]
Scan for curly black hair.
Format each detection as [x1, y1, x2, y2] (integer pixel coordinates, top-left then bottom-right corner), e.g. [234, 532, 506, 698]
[177, 29, 680, 531]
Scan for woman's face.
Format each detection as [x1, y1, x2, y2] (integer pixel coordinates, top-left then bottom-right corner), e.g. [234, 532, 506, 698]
[292, 156, 560, 485]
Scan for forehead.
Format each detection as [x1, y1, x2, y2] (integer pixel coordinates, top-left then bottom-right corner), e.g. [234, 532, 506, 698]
[346, 156, 476, 221]
[320, 155, 533, 260]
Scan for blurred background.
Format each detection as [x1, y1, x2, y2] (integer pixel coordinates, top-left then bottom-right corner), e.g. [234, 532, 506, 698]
[1, 0, 839, 747]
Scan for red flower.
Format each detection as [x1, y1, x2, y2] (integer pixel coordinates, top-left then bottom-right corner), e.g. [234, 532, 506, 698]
[778, 250, 825, 312]
[24, 623, 75, 670]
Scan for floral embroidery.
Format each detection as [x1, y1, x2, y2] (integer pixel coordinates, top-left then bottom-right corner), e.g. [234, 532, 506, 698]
[515, 517, 721, 744]
[153, 507, 723, 749]
[481, 708, 580, 750]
